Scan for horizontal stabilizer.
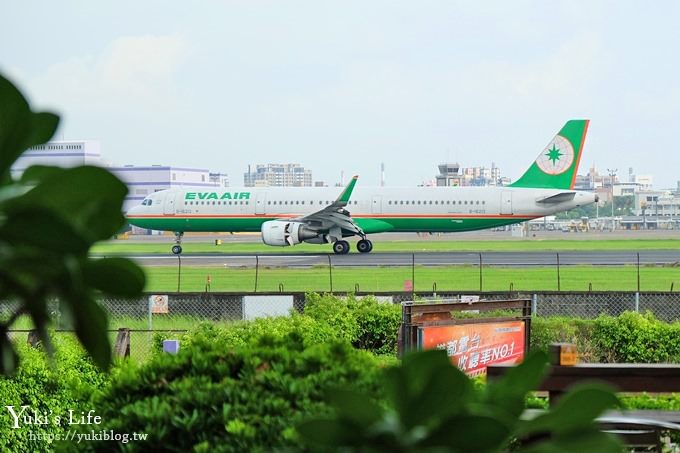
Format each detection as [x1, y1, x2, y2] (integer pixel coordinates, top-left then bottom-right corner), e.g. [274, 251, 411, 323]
[536, 192, 576, 204]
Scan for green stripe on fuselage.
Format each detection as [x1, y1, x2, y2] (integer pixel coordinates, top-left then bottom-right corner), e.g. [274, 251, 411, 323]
[126, 216, 532, 234]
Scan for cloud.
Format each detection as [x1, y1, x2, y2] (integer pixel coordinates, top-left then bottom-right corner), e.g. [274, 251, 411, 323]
[27, 34, 190, 117]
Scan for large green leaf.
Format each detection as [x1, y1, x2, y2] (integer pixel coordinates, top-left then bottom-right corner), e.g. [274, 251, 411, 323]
[0, 205, 91, 253]
[0, 331, 18, 375]
[327, 388, 384, 427]
[19, 165, 67, 185]
[11, 166, 128, 242]
[0, 75, 58, 183]
[484, 351, 549, 424]
[384, 349, 460, 429]
[400, 361, 473, 430]
[518, 383, 620, 437]
[296, 419, 358, 447]
[66, 294, 111, 370]
[420, 413, 511, 451]
[83, 258, 145, 297]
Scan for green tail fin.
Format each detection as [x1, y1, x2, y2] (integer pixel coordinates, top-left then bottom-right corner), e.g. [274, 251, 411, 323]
[510, 119, 589, 189]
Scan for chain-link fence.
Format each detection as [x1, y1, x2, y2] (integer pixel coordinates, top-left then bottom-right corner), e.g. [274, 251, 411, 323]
[4, 290, 680, 362]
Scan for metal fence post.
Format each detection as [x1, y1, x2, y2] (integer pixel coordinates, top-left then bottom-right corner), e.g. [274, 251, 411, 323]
[412, 253, 415, 295]
[176, 255, 182, 293]
[556, 253, 561, 291]
[147, 295, 152, 330]
[328, 254, 333, 293]
[479, 253, 483, 292]
[635, 292, 640, 312]
[254, 255, 259, 292]
[637, 253, 641, 293]
[532, 294, 538, 316]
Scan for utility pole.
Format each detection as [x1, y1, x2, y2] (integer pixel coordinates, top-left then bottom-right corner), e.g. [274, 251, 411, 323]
[607, 168, 617, 230]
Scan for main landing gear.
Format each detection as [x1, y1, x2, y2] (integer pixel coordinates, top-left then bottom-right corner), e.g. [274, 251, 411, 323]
[172, 232, 184, 255]
[332, 238, 373, 255]
[357, 239, 373, 253]
[333, 240, 350, 255]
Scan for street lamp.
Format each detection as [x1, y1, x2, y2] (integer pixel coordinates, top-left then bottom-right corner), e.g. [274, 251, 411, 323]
[607, 168, 617, 230]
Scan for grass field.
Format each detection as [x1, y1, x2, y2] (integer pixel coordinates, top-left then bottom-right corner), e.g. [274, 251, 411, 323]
[93, 238, 680, 254]
[143, 264, 680, 292]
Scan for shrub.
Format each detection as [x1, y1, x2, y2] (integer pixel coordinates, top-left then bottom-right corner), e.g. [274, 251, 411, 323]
[69, 332, 384, 452]
[0, 335, 107, 452]
[592, 311, 680, 363]
[530, 316, 597, 361]
[304, 293, 401, 355]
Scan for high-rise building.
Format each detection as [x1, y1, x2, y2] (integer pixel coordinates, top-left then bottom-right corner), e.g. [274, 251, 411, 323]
[244, 163, 312, 187]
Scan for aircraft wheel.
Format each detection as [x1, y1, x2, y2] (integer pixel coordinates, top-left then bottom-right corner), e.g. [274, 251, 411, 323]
[172, 245, 183, 255]
[333, 240, 350, 255]
[357, 239, 373, 253]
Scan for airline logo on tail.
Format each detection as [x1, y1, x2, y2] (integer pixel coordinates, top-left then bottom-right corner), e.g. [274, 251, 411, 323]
[510, 119, 589, 190]
[535, 135, 574, 175]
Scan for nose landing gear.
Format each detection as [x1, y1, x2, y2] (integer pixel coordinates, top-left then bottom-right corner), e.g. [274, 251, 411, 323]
[172, 232, 184, 255]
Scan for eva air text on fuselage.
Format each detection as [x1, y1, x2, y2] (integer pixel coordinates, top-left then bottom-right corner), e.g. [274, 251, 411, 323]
[184, 192, 251, 200]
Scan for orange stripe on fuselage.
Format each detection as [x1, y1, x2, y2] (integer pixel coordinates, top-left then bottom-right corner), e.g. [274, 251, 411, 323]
[128, 213, 538, 219]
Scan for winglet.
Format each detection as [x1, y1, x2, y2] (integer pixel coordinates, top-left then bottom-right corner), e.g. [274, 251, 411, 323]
[336, 175, 358, 205]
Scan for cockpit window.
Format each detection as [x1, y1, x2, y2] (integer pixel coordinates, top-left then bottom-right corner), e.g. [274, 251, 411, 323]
[142, 199, 153, 206]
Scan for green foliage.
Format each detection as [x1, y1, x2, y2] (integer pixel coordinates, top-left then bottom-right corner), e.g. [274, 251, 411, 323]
[591, 311, 680, 363]
[0, 335, 107, 452]
[298, 349, 622, 452]
[530, 316, 598, 361]
[69, 332, 384, 452]
[0, 73, 145, 373]
[531, 312, 680, 364]
[304, 293, 402, 354]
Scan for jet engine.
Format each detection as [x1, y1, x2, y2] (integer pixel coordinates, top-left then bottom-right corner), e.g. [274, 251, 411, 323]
[261, 220, 320, 246]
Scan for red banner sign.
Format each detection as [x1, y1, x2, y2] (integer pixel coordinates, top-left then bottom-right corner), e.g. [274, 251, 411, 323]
[420, 321, 525, 377]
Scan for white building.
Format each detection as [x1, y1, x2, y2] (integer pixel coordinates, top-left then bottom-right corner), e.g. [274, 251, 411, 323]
[109, 166, 229, 212]
[12, 140, 106, 176]
[11, 139, 230, 213]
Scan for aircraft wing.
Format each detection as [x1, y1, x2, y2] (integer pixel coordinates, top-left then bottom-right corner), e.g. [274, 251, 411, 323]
[288, 175, 364, 239]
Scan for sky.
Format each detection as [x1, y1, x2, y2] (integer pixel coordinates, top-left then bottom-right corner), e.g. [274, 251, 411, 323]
[2, 1, 680, 189]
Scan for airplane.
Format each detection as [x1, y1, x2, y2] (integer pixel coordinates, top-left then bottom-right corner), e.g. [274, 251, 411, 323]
[126, 120, 598, 255]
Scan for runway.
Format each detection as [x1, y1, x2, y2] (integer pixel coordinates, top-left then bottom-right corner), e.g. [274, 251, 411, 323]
[123, 250, 680, 267]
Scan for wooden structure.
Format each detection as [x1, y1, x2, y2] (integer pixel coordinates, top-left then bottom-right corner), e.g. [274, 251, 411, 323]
[400, 298, 532, 356]
[487, 363, 680, 406]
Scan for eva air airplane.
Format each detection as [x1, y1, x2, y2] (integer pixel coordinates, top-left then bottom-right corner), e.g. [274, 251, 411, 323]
[127, 120, 597, 255]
